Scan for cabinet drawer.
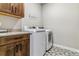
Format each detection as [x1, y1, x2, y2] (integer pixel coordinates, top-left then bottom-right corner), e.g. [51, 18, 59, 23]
[0, 34, 30, 45]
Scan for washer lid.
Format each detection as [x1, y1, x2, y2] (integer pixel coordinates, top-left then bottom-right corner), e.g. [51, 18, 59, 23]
[24, 29, 46, 33]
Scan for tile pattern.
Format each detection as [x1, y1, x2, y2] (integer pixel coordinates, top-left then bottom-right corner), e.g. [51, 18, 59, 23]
[45, 46, 79, 56]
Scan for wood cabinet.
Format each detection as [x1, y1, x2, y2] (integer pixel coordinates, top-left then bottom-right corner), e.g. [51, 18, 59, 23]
[0, 3, 24, 18]
[0, 34, 30, 56]
[0, 3, 11, 14]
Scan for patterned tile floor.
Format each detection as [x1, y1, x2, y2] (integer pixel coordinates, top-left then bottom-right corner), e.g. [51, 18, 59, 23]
[45, 46, 79, 56]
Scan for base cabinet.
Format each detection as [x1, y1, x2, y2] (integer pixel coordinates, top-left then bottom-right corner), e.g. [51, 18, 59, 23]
[0, 34, 30, 56]
[0, 43, 15, 56]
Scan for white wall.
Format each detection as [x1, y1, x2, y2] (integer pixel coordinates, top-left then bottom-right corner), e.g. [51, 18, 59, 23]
[0, 15, 21, 29]
[0, 3, 42, 29]
[21, 3, 42, 30]
[42, 3, 79, 50]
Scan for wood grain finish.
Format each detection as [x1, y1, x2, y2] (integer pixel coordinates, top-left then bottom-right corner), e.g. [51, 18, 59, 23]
[0, 3, 11, 13]
[0, 33, 30, 56]
[0, 3, 24, 18]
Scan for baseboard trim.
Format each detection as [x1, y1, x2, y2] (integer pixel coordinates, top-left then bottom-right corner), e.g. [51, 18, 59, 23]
[53, 44, 79, 53]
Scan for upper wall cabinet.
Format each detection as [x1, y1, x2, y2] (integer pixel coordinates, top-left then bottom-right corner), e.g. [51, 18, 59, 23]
[0, 3, 24, 18]
[0, 3, 11, 14]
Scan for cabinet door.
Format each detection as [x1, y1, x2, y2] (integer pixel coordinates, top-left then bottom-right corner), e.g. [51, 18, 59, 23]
[18, 3, 24, 17]
[21, 39, 30, 56]
[14, 39, 30, 56]
[0, 3, 24, 18]
[0, 3, 11, 14]
[11, 3, 18, 15]
[11, 3, 24, 17]
[0, 39, 30, 56]
[0, 43, 15, 56]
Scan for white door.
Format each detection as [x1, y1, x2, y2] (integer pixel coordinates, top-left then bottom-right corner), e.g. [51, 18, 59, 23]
[33, 31, 46, 56]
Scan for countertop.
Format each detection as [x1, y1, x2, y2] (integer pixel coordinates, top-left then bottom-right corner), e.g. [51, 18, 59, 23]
[0, 32, 29, 37]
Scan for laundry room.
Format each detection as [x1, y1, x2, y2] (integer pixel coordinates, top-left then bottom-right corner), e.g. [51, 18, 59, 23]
[0, 0, 79, 57]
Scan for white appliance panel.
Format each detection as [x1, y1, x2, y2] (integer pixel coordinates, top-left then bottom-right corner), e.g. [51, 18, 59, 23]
[33, 31, 46, 56]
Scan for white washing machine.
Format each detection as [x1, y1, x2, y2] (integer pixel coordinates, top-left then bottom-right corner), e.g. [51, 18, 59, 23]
[46, 29, 53, 51]
[23, 29, 46, 56]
